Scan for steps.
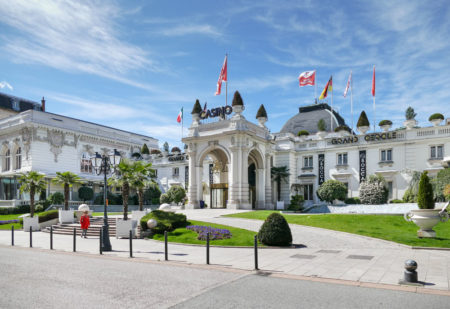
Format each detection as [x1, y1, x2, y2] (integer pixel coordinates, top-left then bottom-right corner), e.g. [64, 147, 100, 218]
[43, 217, 117, 237]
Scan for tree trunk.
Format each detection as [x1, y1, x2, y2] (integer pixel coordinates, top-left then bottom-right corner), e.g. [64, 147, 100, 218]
[122, 182, 129, 220]
[30, 185, 35, 218]
[64, 183, 69, 210]
[138, 188, 143, 211]
[277, 179, 281, 201]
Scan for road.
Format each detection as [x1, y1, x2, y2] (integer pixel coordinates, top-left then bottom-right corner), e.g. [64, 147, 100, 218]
[1, 246, 449, 308]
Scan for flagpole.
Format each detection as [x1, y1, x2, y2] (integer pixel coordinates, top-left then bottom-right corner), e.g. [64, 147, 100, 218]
[331, 76, 333, 131]
[181, 107, 184, 140]
[225, 53, 228, 107]
[314, 70, 317, 104]
[373, 65, 376, 132]
[350, 70, 354, 133]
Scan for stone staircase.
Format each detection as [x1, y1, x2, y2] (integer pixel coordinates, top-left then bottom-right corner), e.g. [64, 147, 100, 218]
[43, 217, 117, 237]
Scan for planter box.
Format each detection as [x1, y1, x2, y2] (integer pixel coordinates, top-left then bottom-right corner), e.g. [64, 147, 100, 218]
[59, 210, 74, 224]
[116, 218, 137, 238]
[39, 218, 59, 230]
[276, 201, 285, 210]
[23, 216, 39, 232]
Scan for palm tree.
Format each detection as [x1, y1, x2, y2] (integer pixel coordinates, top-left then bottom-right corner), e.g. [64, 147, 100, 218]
[271, 166, 290, 204]
[109, 159, 136, 220]
[52, 172, 82, 210]
[130, 161, 156, 211]
[19, 171, 47, 217]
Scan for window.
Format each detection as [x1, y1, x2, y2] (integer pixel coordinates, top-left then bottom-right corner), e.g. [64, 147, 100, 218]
[173, 167, 179, 176]
[80, 152, 92, 173]
[302, 184, 314, 201]
[3, 149, 10, 171]
[15, 147, 21, 170]
[380, 149, 392, 162]
[303, 156, 313, 168]
[337, 153, 348, 165]
[387, 181, 393, 199]
[430, 145, 443, 159]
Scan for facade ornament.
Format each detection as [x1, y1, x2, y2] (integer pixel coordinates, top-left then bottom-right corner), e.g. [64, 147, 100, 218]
[100, 147, 110, 156]
[21, 127, 32, 159]
[82, 144, 94, 155]
[47, 129, 65, 162]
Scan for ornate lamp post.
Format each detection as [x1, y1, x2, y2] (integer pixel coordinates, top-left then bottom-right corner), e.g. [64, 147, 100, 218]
[91, 149, 121, 251]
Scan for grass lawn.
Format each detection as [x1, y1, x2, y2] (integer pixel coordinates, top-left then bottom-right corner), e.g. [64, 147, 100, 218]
[0, 214, 23, 230]
[92, 212, 128, 216]
[224, 211, 450, 248]
[151, 220, 258, 247]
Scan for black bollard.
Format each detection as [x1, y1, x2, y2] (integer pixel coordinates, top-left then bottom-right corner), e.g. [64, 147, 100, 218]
[254, 235, 259, 270]
[206, 232, 210, 265]
[164, 231, 168, 261]
[99, 229, 103, 255]
[129, 230, 133, 258]
[73, 228, 76, 252]
[50, 226, 53, 250]
[11, 225, 14, 246]
[29, 226, 32, 248]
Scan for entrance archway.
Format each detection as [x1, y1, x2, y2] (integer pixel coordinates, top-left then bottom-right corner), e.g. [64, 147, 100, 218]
[248, 148, 265, 209]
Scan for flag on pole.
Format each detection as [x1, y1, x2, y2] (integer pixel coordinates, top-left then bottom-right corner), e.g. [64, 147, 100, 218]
[203, 102, 207, 112]
[371, 66, 375, 97]
[343, 72, 352, 98]
[176, 107, 183, 123]
[298, 71, 315, 87]
[319, 76, 332, 100]
[215, 55, 228, 95]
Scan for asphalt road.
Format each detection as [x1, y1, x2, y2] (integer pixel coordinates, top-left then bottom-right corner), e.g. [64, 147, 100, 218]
[1, 246, 449, 309]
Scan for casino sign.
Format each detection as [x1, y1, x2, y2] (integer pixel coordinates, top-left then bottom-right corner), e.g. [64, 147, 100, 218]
[200, 105, 233, 120]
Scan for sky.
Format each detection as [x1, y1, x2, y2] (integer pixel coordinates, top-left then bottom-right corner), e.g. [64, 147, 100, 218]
[0, 0, 449, 149]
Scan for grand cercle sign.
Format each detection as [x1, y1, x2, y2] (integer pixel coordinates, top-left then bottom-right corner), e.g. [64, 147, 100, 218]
[331, 131, 397, 145]
[200, 105, 233, 119]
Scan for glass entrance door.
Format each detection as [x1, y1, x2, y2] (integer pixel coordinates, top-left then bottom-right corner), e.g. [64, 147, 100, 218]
[210, 184, 228, 208]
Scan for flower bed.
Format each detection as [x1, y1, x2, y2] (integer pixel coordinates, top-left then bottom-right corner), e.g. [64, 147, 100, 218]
[186, 225, 232, 240]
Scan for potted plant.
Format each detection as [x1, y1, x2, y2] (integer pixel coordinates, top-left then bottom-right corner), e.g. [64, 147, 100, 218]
[404, 107, 417, 129]
[141, 143, 150, 160]
[378, 120, 392, 132]
[316, 119, 327, 139]
[428, 113, 444, 126]
[18, 171, 47, 231]
[404, 171, 449, 238]
[297, 130, 309, 141]
[256, 104, 268, 127]
[357, 111, 370, 134]
[52, 171, 81, 224]
[232, 91, 245, 115]
[334, 125, 351, 136]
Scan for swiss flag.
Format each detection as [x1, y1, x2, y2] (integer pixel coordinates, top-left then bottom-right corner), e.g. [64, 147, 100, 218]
[298, 71, 315, 87]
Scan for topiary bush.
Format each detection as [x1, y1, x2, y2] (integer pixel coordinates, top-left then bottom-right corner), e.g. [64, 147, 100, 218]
[288, 195, 304, 211]
[140, 210, 187, 234]
[402, 189, 416, 203]
[78, 186, 94, 202]
[432, 168, 450, 201]
[379, 120, 392, 126]
[317, 180, 347, 203]
[257, 213, 292, 246]
[141, 143, 150, 155]
[417, 171, 434, 209]
[357, 111, 370, 127]
[256, 104, 267, 118]
[317, 119, 326, 131]
[389, 199, 404, 204]
[297, 130, 309, 136]
[405, 107, 416, 120]
[166, 185, 186, 204]
[160, 193, 170, 204]
[191, 99, 202, 114]
[428, 113, 444, 121]
[345, 197, 361, 204]
[334, 125, 351, 133]
[49, 192, 64, 205]
[359, 174, 388, 204]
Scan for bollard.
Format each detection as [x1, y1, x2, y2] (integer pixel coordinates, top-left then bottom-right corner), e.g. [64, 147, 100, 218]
[254, 235, 259, 270]
[164, 231, 168, 261]
[73, 228, 76, 252]
[129, 230, 133, 258]
[403, 260, 418, 283]
[29, 226, 32, 248]
[11, 225, 14, 246]
[99, 229, 103, 255]
[50, 226, 53, 250]
[206, 232, 210, 265]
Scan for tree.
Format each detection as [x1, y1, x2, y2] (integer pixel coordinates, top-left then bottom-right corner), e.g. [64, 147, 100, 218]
[357, 111, 370, 127]
[405, 106, 417, 120]
[78, 186, 94, 202]
[49, 192, 64, 205]
[359, 174, 388, 204]
[141, 143, 150, 155]
[317, 180, 347, 203]
[417, 171, 434, 209]
[129, 161, 156, 211]
[18, 171, 47, 217]
[432, 168, 450, 201]
[167, 185, 186, 204]
[317, 119, 326, 131]
[52, 172, 82, 210]
[144, 183, 161, 205]
[271, 166, 290, 203]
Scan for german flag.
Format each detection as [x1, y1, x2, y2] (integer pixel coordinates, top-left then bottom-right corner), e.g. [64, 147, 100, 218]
[319, 76, 332, 100]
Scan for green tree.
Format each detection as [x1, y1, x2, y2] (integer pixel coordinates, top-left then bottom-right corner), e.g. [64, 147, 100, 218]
[141, 143, 150, 155]
[129, 161, 156, 211]
[18, 171, 47, 217]
[317, 180, 347, 203]
[271, 166, 290, 204]
[405, 106, 417, 120]
[317, 119, 326, 131]
[49, 192, 64, 205]
[78, 186, 94, 202]
[432, 168, 450, 201]
[52, 172, 82, 210]
[166, 185, 186, 204]
[417, 171, 434, 209]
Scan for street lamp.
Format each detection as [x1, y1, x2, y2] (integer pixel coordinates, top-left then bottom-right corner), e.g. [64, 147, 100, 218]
[91, 149, 121, 251]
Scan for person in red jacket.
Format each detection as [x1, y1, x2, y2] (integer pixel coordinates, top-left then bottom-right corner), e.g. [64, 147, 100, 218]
[80, 210, 90, 238]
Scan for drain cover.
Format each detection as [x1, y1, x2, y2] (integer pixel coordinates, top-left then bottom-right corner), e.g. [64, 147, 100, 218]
[346, 255, 373, 260]
[291, 254, 316, 259]
[317, 250, 341, 254]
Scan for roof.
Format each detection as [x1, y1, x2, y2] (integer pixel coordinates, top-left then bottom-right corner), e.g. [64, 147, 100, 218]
[0, 92, 43, 113]
[280, 103, 347, 135]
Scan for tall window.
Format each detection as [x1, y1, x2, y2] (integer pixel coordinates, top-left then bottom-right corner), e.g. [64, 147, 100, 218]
[430, 145, 443, 159]
[303, 156, 313, 168]
[3, 149, 10, 171]
[380, 149, 393, 162]
[15, 147, 21, 170]
[337, 153, 348, 165]
[80, 152, 92, 173]
[173, 167, 179, 176]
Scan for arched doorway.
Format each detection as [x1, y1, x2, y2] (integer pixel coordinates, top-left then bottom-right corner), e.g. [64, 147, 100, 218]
[248, 148, 264, 209]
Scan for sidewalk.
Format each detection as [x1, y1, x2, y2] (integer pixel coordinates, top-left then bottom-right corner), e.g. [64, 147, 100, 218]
[1, 209, 450, 293]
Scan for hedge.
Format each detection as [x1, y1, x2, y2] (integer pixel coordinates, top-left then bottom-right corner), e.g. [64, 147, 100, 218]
[379, 120, 392, 126]
[0, 204, 30, 215]
[334, 125, 351, 133]
[140, 210, 187, 234]
[297, 130, 309, 136]
[19, 210, 59, 224]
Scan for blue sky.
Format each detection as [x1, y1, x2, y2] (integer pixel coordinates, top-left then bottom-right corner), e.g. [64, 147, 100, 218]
[1, 0, 449, 149]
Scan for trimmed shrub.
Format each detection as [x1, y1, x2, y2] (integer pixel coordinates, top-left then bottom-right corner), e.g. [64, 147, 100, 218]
[160, 193, 170, 204]
[297, 130, 309, 136]
[232, 91, 243, 106]
[257, 213, 292, 246]
[150, 149, 161, 155]
[0, 205, 32, 215]
[35, 205, 44, 213]
[402, 189, 416, 203]
[417, 171, 434, 209]
[171, 147, 181, 153]
[78, 186, 94, 202]
[256, 104, 267, 118]
[444, 184, 450, 201]
[379, 120, 392, 126]
[288, 195, 304, 211]
[191, 99, 202, 114]
[357, 111, 370, 127]
[167, 185, 186, 204]
[317, 119, 326, 131]
[49, 192, 64, 205]
[140, 210, 187, 234]
[345, 197, 361, 204]
[141, 143, 150, 154]
[19, 210, 59, 225]
[405, 107, 416, 120]
[359, 175, 388, 204]
[429, 113, 444, 121]
[334, 125, 351, 133]
[389, 199, 404, 204]
[317, 180, 347, 203]
[432, 168, 450, 201]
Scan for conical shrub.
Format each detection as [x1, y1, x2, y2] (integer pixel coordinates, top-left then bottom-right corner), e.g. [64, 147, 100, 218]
[256, 104, 267, 118]
[257, 213, 292, 246]
[232, 91, 243, 106]
[417, 171, 435, 209]
[357, 111, 370, 127]
[191, 99, 202, 114]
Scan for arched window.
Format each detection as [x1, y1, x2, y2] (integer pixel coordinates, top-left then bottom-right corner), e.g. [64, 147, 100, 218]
[80, 152, 92, 173]
[3, 149, 10, 171]
[15, 147, 21, 170]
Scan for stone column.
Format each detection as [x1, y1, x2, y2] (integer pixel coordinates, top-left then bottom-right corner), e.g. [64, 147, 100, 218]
[239, 146, 251, 209]
[186, 148, 199, 209]
[256, 168, 265, 209]
[265, 153, 273, 209]
[227, 146, 239, 209]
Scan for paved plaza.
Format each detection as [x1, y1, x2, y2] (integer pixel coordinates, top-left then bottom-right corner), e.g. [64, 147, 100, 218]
[1, 209, 450, 295]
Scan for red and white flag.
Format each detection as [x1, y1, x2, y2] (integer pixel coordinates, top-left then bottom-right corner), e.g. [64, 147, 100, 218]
[176, 107, 183, 123]
[343, 71, 352, 98]
[371, 66, 375, 97]
[298, 70, 315, 87]
[215, 55, 228, 95]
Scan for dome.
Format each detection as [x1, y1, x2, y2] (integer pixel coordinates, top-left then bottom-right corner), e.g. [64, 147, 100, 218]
[280, 103, 347, 135]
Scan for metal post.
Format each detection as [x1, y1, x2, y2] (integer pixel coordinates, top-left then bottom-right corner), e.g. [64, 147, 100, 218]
[129, 230, 133, 258]
[102, 156, 112, 252]
[73, 228, 76, 252]
[164, 231, 168, 261]
[99, 229, 103, 255]
[206, 232, 210, 265]
[50, 226, 53, 250]
[29, 226, 32, 248]
[11, 225, 14, 246]
[254, 235, 259, 270]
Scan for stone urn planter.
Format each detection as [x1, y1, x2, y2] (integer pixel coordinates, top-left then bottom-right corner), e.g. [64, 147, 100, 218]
[316, 131, 327, 139]
[357, 126, 369, 134]
[430, 119, 442, 127]
[404, 209, 449, 238]
[380, 124, 392, 132]
[403, 119, 417, 130]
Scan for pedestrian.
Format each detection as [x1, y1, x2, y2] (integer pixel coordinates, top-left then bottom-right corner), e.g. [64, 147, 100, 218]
[80, 210, 90, 238]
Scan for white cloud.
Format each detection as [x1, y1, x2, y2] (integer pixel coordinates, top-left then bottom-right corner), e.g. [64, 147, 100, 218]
[0, 81, 13, 90]
[160, 24, 222, 37]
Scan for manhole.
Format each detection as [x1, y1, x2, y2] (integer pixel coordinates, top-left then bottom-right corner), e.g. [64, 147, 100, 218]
[346, 255, 373, 260]
[316, 250, 341, 254]
[291, 254, 316, 259]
